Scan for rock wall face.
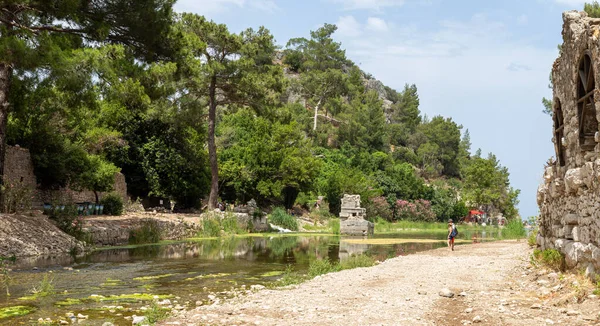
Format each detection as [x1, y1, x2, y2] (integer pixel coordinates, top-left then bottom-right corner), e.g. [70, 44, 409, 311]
[537, 11, 600, 276]
[4, 145, 128, 207]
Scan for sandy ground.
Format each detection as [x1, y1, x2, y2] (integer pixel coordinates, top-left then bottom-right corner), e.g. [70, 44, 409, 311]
[160, 241, 600, 326]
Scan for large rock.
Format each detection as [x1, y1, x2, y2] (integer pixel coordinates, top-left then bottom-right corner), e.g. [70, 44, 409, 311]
[340, 218, 374, 236]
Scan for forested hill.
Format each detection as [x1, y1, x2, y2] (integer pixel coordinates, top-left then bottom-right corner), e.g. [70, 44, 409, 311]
[5, 8, 519, 221]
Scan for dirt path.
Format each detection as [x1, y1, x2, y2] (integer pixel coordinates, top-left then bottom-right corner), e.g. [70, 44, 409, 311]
[161, 241, 600, 326]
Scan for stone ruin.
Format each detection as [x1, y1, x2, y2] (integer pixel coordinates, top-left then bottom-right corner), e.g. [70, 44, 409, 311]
[339, 194, 374, 236]
[537, 11, 600, 277]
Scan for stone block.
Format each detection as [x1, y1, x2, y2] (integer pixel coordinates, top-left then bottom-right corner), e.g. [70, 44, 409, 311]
[340, 219, 374, 236]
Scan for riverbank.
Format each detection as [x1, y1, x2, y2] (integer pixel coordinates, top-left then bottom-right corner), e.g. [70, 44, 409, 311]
[161, 241, 600, 326]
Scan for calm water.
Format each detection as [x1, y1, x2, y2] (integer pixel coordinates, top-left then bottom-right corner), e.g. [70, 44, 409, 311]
[0, 230, 494, 325]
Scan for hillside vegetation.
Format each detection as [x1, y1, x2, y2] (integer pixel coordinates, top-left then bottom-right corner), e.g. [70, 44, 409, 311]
[4, 6, 519, 221]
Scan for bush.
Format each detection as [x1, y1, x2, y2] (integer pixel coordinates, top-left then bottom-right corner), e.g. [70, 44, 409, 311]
[528, 228, 538, 247]
[49, 204, 92, 243]
[202, 217, 221, 237]
[308, 258, 339, 278]
[129, 219, 162, 244]
[268, 207, 298, 231]
[502, 218, 526, 239]
[101, 193, 123, 216]
[395, 199, 435, 222]
[221, 213, 246, 235]
[365, 196, 393, 222]
[1, 181, 34, 213]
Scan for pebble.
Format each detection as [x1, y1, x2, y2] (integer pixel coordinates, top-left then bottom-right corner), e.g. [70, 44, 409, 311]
[473, 315, 482, 323]
[132, 315, 146, 325]
[439, 288, 454, 298]
[418, 290, 427, 295]
[583, 315, 597, 321]
[566, 310, 580, 316]
[458, 291, 468, 297]
[530, 304, 542, 309]
[464, 308, 473, 314]
[76, 313, 88, 319]
[545, 319, 554, 325]
[59, 320, 69, 325]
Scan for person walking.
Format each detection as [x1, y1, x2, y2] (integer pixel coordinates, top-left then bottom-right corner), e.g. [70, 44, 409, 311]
[448, 219, 457, 251]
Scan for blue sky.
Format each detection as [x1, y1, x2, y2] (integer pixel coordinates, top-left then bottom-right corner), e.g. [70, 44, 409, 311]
[174, 0, 589, 218]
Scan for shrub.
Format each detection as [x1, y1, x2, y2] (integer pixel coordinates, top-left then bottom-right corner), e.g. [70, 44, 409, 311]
[49, 204, 92, 243]
[395, 199, 435, 222]
[268, 207, 298, 231]
[143, 302, 170, 324]
[221, 213, 246, 234]
[101, 192, 123, 216]
[202, 217, 221, 237]
[29, 273, 55, 298]
[129, 219, 162, 244]
[1, 181, 34, 213]
[365, 196, 393, 222]
[528, 228, 538, 247]
[308, 258, 339, 278]
[502, 218, 526, 239]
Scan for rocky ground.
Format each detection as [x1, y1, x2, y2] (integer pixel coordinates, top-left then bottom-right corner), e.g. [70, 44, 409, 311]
[160, 241, 600, 326]
[0, 213, 84, 257]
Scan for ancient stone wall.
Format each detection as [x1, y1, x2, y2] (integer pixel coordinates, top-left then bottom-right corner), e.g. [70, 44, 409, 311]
[4, 145, 128, 207]
[537, 11, 600, 277]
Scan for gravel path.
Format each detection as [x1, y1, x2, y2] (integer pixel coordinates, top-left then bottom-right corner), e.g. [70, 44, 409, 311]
[160, 241, 555, 326]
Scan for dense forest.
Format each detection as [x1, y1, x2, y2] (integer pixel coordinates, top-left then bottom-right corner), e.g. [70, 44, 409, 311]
[1, 1, 520, 221]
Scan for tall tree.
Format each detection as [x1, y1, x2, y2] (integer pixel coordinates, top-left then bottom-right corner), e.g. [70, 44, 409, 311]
[177, 13, 283, 209]
[0, 0, 174, 200]
[284, 24, 349, 131]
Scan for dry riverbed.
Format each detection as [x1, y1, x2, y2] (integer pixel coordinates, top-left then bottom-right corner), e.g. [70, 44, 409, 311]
[160, 241, 600, 326]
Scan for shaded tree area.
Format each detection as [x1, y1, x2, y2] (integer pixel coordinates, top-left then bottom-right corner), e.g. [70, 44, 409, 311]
[5, 6, 520, 219]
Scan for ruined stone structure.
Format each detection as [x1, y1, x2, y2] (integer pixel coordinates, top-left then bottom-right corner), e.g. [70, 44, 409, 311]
[4, 145, 128, 207]
[339, 194, 374, 236]
[537, 11, 600, 276]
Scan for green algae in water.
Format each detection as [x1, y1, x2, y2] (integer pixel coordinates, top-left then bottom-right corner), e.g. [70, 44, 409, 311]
[89, 293, 173, 303]
[183, 272, 231, 281]
[0, 306, 36, 319]
[133, 274, 174, 281]
[55, 298, 82, 306]
[101, 278, 123, 287]
[261, 271, 284, 277]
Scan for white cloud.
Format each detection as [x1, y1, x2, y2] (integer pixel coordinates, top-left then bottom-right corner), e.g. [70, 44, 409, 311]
[366, 17, 389, 32]
[175, 0, 278, 14]
[328, 0, 405, 11]
[336, 16, 363, 37]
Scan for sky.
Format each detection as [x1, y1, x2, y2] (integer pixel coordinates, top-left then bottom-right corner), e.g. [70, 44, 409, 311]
[174, 0, 590, 218]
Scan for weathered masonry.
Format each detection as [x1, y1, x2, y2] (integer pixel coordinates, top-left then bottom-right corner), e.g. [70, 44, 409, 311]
[537, 11, 600, 276]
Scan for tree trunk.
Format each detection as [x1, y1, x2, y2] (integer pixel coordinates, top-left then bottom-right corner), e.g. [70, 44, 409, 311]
[312, 98, 322, 131]
[0, 63, 13, 209]
[94, 191, 99, 204]
[207, 76, 219, 210]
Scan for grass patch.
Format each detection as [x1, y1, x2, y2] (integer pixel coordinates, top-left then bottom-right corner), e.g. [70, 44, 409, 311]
[133, 274, 173, 281]
[268, 265, 306, 287]
[501, 219, 527, 239]
[129, 219, 162, 245]
[328, 218, 340, 235]
[268, 207, 298, 231]
[339, 255, 376, 270]
[20, 273, 55, 300]
[143, 302, 170, 325]
[528, 227, 538, 247]
[531, 248, 565, 271]
[54, 298, 82, 306]
[0, 306, 35, 319]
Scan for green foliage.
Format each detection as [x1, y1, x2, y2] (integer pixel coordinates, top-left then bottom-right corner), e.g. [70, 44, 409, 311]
[101, 193, 124, 216]
[0, 306, 35, 319]
[395, 199, 436, 222]
[143, 302, 170, 325]
[129, 219, 162, 244]
[1, 180, 34, 213]
[0, 255, 15, 296]
[49, 204, 87, 240]
[532, 249, 564, 271]
[339, 255, 376, 270]
[202, 217, 222, 238]
[585, 1, 600, 17]
[328, 218, 340, 235]
[501, 219, 526, 239]
[308, 258, 339, 277]
[28, 273, 55, 299]
[364, 196, 393, 222]
[72, 155, 120, 201]
[268, 207, 299, 231]
[269, 265, 306, 287]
